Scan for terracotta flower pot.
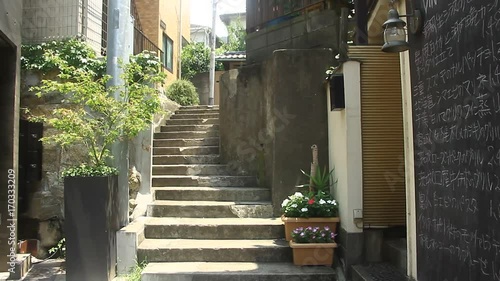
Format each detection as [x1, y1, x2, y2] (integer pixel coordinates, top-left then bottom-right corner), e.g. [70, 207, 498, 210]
[281, 216, 340, 241]
[289, 241, 337, 266]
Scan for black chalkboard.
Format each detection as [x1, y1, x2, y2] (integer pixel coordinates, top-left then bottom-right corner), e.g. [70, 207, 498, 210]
[409, 1, 500, 280]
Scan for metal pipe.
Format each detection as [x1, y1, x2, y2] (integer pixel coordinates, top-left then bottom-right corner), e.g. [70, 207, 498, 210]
[209, 0, 217, 105]
[106, 0, 133, 227]
[178, 0, 183, 79]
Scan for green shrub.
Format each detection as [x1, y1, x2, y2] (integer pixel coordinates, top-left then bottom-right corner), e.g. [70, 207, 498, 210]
[166, 79, 199, 106]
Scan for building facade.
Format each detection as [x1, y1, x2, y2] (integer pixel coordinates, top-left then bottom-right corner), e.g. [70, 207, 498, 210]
[22, 0, 105, 53]
[330, 0, 500, 280]
[135, 0, 190, 84]
[16, 0, 190, 262]
[0, 0, 22, 273]
[236, 0, 500, 280]
[190, 24, 213, 46]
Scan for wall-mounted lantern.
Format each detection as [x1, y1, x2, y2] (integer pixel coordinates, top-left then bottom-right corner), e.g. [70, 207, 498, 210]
[381, 5, 423, 53]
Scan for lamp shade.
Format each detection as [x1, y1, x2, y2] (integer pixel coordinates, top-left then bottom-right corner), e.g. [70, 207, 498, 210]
[381, 8, 410, 53]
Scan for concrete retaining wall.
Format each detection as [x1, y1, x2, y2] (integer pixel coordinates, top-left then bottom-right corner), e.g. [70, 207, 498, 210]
[191, 71, 223, 105]
[219, 49, 332, 215]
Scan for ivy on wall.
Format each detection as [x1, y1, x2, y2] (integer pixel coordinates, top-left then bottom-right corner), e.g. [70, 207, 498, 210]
[21, 39, 107, 76]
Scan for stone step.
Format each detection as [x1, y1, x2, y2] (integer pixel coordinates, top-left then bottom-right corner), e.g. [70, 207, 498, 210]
[147, 201, 273, 218]
[141, 262, 337, 281]
[153, 187, 271, 201]
[153, 138, 219, 147]
[170, 113, 219, 119]
[352, 263, 409, 281]
[154, 131, 219, 139]
[143, 217, 284, 239]
[180, 105, 219, 110]
[166, 118, 219, 126]
[152, 164, 230, 175]
[160, 124, 219, 132]
[382, 238, 407, 274]
[153, 146, 219, 156]
[153, 155, 221, 165]
[152, 175, 257, 187]
[137, 239, 291, 263]
[175, 109, 219, 115]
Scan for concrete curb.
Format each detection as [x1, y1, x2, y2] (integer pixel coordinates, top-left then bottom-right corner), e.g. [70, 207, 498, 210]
[116, 217, 148, 275]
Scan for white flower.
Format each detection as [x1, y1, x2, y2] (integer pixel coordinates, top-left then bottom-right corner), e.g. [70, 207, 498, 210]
[327, 200, 332, 204]
[301, 208, 308, 212]
[319, 199, 326, 205]
[331, 200, 337, 206]
[291, 204, 298, 208]
[294, 192, 303, 197]
[281, 199, 290, 207]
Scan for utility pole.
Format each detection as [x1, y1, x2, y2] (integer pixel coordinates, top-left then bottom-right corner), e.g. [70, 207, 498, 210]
[178, 0, 183, 79]
[106, 0, 133, 227]
[209, 0, 217, 105]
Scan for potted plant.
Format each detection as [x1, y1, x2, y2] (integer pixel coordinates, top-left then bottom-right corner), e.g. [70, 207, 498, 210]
[281, 190, 339, 241]
[281, 145, 340, 241]
[289, 226, 338, 266]
[27, 47, 165, 281]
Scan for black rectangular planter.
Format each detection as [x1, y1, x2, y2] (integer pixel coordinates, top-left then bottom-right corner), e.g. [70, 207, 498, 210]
[64, 175, 120, 281]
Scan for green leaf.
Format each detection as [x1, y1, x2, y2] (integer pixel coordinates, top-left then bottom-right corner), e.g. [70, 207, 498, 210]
[26, 43, 165, 175]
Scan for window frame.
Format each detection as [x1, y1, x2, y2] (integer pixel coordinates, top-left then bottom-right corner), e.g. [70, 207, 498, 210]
[162, 33, 174, 72]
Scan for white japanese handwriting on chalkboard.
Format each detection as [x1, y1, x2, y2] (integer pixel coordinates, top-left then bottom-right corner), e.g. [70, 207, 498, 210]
[413, 0, 500, 280]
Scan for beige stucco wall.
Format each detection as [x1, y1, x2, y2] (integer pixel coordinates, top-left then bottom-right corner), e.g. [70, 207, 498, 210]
[159, 0, 191, 84]
[327, 60, 363, 234]
[136, 0, 190, 84]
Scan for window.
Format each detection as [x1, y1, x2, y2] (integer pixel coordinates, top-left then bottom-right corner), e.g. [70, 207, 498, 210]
[162, 34, 173, 72]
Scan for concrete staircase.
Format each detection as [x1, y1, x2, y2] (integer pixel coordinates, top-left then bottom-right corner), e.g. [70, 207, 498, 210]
[138, 105, 337, 280]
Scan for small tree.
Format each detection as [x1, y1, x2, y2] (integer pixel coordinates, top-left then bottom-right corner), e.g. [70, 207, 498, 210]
[181, 43, 210, 80]
[28, 50, 166, 177]
[220, 19, 246, 52]
[181, 43, 224, 80]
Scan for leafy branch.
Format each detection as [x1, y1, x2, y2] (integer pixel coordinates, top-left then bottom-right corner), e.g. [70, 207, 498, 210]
[27, 48, 166, 177]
